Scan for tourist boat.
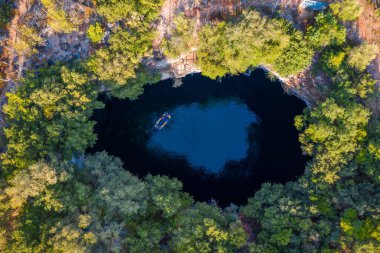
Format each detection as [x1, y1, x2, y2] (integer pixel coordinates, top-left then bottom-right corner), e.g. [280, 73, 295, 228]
[154, 112, 171, 130]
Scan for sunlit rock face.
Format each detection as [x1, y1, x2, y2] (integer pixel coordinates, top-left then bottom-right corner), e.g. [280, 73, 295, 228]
[147, 100, 260, 173]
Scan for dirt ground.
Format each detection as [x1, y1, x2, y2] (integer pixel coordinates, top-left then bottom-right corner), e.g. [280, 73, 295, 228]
[357, 0, 380, 116]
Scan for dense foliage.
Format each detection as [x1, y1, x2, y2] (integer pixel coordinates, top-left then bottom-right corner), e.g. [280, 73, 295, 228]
[0, 0, 13, 29]
[196, 10, 315, 79]
[96, 0, 163, 23]
[273, 25, 314, 76]
[0, 0, 380, 252]
[330, 0, 363, 21]
[0, 152, 247, 252]
[196, 11, 312, 79]
[41, 0, 76, 33]
[1, 63, 103, 172]
[13, 24, 43, 57]
[86, 23, 104, 43]
[87, 27, 153, 84]
[86, 0, 164, 98]
[162, 13, 197, 58]
[307, 12, 346, 49]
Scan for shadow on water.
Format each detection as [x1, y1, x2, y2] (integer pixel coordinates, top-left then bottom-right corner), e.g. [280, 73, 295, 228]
[89, 69, 308, 206]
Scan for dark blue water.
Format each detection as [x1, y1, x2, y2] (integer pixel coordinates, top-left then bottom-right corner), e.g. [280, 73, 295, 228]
[147, 100, 260, 173]
[90, 70, 307, 206]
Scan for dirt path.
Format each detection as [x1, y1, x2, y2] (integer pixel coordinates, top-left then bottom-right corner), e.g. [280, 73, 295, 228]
[3, 0, 34, 82]
[357, 0, 380, 116]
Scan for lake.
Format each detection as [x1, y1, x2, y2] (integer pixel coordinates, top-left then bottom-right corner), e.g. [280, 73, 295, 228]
[90, 69, 307, 206]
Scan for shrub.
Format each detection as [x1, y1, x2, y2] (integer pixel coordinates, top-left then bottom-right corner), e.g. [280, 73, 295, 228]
[307, 12, 346, 49]
[347, 43, 379, 71]
[330, 0, 363, 21]
[87, 23, 104, 43]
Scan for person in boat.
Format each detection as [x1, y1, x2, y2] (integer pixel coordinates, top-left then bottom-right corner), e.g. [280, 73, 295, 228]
[155, 112, 171, 130]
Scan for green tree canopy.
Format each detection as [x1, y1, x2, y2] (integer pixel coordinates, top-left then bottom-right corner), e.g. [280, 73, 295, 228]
[198, 10, 291, 79]
[295, 99, 370, 184]
[96, 0, 164, 23]
[41, 0, 76, 33]
[1, 63, 103, 172]
[330, 0, 363, 21]
[162, 13, 197, 58]
[347, 43, 379, 71]
[307, 12, 346, 49]
[87, 28, 153, 85]
[87, 23, 104, 43]
[273, 28, 314, 76]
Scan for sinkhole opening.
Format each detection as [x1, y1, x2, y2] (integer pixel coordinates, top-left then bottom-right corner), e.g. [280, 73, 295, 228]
[90, 69, 308, 206]
[147, 99, 260, 174]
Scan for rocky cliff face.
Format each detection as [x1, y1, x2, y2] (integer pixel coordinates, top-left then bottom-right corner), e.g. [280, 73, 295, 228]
[145, 0, 328, 105]
[1, 0, 379, 108]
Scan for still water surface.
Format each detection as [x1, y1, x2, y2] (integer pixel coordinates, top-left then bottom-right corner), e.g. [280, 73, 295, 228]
[147, 100, 260, 173]
[90, 70, 307, 206]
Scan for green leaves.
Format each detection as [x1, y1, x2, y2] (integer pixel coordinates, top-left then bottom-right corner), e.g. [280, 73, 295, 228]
[347, 43, 379, 71]
[273, 29, 314, 76]
[80, 152, 149, 221]
[41, 0, 76, 33]
[87, 23, 104, 44]
[96, 0, 163, 23]
[13, 24, 44, 57]
[146, 174, 193, 218]
[197, 22, 229, 79]
[87, 28, 153, 85]
[5, 162, 58, 209]
[162, 13, 197, 58]
[198, 11, 292, 79]
[330, 0, 363, 22]
[1, 64, 103, 172]
[297, 99, 370, 184]
[170, 203, 247, 252]
[107, 66, 161, 100]
[307, 12, 346, 49]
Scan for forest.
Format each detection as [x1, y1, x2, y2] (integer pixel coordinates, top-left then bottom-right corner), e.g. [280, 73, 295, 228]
[0, 0, 379, 252]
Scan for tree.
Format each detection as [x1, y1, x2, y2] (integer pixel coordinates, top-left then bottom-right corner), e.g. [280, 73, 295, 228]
[4, 162, 58, 209]
[198, 10, 290, 79]
[79, 152, 149, 222]
[13, 24, 44, 57]
[197, 22, 229, 79]
[87, 28, 153, 85]
[295, 99, 370, 184]
[340, 208, 380, 243]
[355, 120, 380, 182]
[332, 71, 378, 99]
[96, 0, 164, 23]
[242, 183, 318, 252]
[170, 203, 247, 252]
[1, 63, 103, 172]
[87, 23, 104, 43]
[162, 13, 197, 58]
[107, 66, 161, 100]
[307, 12, 346, 49]
[347, 43, 378, 71]
[320, 48, 346, 76]
[145, 174, 193, 217]
[274, 29, 314, 76]
[41, 0, 76, 33]
[330, 0, 363, 21]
